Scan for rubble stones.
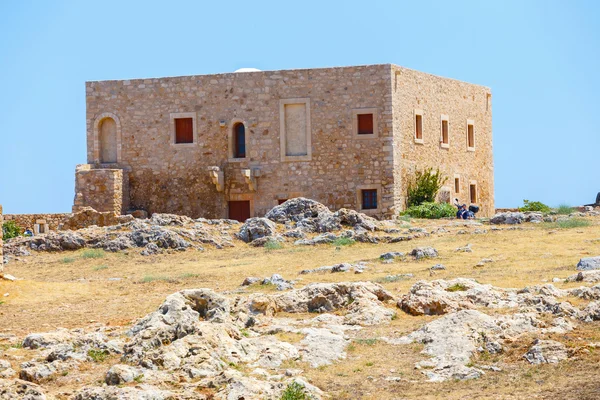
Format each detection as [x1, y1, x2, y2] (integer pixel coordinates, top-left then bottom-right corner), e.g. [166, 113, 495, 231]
[0, 378, 47, 400]
[524, 339, 568, 364]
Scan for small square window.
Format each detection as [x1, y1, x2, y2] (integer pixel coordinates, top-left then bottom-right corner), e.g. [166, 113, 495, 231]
[362, 189, 378, 210]
[467, 123, 475, 149]
[175, 118, 194, 144]
[357, 113, 374, 135]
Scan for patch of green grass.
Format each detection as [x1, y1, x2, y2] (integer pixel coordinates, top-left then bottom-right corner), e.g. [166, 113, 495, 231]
[332, 237, 356, 247]
[81, 249, 106, 259]
[280, 381, 313, 400]
[555, 203, 574, 215]
[87, 349, 109, 363]
[61, 257, 76, 264]
[61, 371, 69, 376]
[0, 301, 4, 306]
[93, 265, 108, 271]
[366, 361, 374, 367]
[265, 239, 283, 250]
[240, 328, 250, 338]
[544, 218, 591, 229]
[373, 274, 411, 284]
[133, 374, 144, 383]
[398, 214, 412, 223]
[446, 283, 468, 292]
[139, 275, 178, 284]
[179, 272, 199, 279]
[354, 338, 378, 346]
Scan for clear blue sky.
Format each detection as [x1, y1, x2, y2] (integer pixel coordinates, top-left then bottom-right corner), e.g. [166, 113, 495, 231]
[1, 0, 598, 214]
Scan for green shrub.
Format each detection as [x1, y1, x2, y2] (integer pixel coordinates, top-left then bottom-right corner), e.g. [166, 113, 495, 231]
[402, 202, 455, 219]
[2, 221, 21, 240]
[332, 237, 355, 247]
[519, 199, 551, 213]
[81, 249, 106, 259]
[446, 283, 468, 292]
[93, 265, 108, 271]
[555, 204, 574, 215]
[280, 381, 312, 400]
[87, 349, 109, 362]
[406, 168, 447, 207]
[61, 257, 76, 264]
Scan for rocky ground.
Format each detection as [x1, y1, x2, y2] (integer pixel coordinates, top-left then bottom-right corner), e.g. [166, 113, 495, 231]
[1, 199, 600, 399]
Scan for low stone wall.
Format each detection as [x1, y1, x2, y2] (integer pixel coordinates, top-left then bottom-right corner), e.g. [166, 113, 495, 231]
[3, 213, 71, 233]
[0, 204, 4, 270]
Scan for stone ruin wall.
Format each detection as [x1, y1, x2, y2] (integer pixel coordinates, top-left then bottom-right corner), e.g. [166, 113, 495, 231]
[73, 166, 126, 215]
[0, 205, 3, 270]
[390, 65, 495, 216]
[85, 65, 396, 219]
[3, 213, 71, 233]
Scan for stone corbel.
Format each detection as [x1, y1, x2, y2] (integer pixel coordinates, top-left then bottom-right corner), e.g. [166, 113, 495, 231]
[207, 166, 224, 192]
[242, 168, 261, 192]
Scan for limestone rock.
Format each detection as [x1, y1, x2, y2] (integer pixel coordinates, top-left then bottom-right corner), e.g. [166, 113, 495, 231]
[524, 339, 568, 364]
[73, 386, 172, 400]
[265, 197, 332, 224]
[124, 289, 230, 361]
[409, 247, 438, 260]
[246, 282, 395, 326]
[379, 251, 404, 260]
[237, 217, 277, 243]
[577, 256, 600, 271]
[0, 378, 47, 400]
[105, 364, 143, 385]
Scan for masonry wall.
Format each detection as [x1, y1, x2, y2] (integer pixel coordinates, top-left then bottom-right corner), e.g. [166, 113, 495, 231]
[390, 66, 494, 216]
[0, 205, 3, 271]
[3, 213, 71, 232]
[85, 65, 396, 218]
[73, 166, 125, 215]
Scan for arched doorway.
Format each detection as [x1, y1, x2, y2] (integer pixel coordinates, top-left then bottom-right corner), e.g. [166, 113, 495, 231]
[99, 118, 117, 163]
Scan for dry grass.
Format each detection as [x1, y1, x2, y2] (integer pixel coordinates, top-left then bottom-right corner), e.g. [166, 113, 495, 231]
[1, 217, 600, 398]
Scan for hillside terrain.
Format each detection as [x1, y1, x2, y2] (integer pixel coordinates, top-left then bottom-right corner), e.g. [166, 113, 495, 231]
[1, 199, 600, 399]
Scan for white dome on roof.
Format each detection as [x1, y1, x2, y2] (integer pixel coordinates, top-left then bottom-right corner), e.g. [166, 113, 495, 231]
[234, 67, 262, 73]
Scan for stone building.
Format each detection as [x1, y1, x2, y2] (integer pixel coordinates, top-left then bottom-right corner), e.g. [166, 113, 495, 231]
[75, 64, 494, 221]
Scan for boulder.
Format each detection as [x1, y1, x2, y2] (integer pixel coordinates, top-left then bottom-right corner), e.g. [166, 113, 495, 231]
[237, 218, 277, 243]
[105, 364, 143, 385]
[124, 289, 230, 362]
[379, 252, 404, 260]
[265, 197, 332, 224]
[577, 256, 600, 271]
[247, 282, 395, 326]
[409, 247, 438, 259]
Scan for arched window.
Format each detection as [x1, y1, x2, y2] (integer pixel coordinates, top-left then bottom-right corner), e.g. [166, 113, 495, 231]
[233, 122, 246, 158]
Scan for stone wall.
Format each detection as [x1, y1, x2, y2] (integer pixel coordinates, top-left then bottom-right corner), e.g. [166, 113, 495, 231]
[85, 65, 396, 219]
[73, 165, 125, 215]
[0, 204, 3, 270]
[3, 213, 71, 232]
[391, 65, 495, 216]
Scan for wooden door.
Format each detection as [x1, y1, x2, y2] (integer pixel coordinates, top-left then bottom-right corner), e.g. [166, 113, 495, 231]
[229, 201, 251, 222]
